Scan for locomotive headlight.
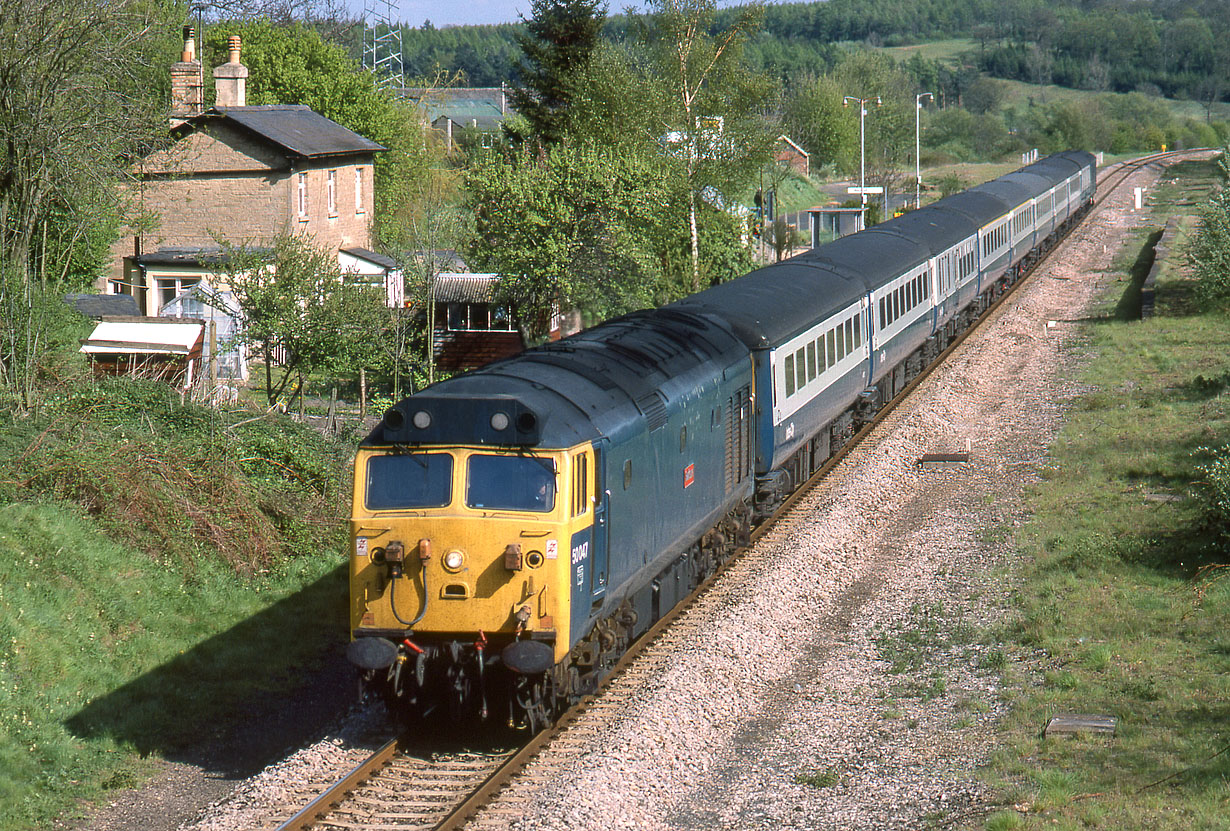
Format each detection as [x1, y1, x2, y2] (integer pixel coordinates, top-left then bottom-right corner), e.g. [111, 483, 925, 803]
[490, 411, 510, 431]
[412, 410, 432, 429]
[443, 549, 465, 572]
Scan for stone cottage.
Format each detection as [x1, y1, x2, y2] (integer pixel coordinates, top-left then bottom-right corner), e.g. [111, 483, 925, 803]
[104, 30, 401, 316]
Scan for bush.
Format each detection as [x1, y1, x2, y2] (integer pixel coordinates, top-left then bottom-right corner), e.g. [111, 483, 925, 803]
[1186, 152, 1230, 305]
[1, 377, 350, 575]
[1194, 444, 1230, 553]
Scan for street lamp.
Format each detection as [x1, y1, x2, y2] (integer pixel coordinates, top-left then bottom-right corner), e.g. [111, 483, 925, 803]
[843, 96, 880, 213]
[915, 92, 933, 210]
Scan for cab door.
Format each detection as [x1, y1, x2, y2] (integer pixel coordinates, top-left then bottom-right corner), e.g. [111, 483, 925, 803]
[590, 443, 608, 601]
[568, 445, 607, 641]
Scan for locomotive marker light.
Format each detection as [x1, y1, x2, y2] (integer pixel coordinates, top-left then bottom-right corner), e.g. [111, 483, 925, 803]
[412, 409, 431, 429]
[490, 411, 510, 431]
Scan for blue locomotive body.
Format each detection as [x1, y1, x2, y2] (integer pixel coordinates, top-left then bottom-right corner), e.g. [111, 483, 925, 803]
[348, 151, 1097, 726]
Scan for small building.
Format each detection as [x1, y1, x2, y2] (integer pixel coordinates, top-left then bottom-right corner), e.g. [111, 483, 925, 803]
[806, 206, 865, 246]
[429, 273, 524, 372]
[80, 319, 206, 390]
[775, 135, 809, 177]
[106, 31, 396, 315]
[401, 87, 512, 152]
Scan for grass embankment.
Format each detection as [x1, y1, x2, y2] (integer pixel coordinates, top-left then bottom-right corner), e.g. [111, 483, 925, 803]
[0, 378, 354, 831]
[978, 158, 1230, 830]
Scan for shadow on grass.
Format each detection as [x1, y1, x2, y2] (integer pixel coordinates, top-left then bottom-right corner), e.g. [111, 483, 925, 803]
[1112, 228, 1163, 322]
[66, 563, 356, 779]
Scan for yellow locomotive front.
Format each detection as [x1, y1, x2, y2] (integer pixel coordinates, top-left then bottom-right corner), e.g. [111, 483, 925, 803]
[348, 440, 596, 727]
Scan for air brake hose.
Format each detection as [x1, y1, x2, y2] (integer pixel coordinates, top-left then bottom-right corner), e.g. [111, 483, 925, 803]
[389, 563, 428, 627]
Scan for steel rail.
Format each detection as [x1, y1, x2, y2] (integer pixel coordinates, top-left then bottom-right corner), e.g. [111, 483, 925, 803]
[275, 149, 1192, 831]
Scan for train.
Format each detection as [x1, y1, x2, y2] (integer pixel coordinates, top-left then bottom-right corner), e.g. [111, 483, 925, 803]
[346, 150, 1097, 729]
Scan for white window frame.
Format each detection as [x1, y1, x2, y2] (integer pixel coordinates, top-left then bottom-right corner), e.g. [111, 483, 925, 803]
[355, 167, 364, 214]
[297, 172, 308, 219]
[327, 169, 337, 216]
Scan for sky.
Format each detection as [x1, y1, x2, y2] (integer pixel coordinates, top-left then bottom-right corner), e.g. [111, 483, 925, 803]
[359, 0, 779, 29]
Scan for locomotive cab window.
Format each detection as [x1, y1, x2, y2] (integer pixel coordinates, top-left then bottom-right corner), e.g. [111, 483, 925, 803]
[365, 453, 453, 510]
[571, 452, 588, 517]
[466, 454, 555, 512]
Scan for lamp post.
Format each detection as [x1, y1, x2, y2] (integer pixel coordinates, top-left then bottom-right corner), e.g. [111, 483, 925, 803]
[843, 96, 880, 213]
[915, 92, 933, 210]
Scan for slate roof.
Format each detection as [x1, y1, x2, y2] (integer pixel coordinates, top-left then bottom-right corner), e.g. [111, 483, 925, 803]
[428, 100, 505, 131]
[64, 293, 142, 319]
[178, 105, 385, 159]
[342, 247, 397, 269]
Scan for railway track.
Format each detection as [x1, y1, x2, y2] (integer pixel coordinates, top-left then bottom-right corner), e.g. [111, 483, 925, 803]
[268, 149, 1194, 831]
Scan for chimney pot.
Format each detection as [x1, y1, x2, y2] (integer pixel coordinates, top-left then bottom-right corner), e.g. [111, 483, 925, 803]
[213, 34, 249, 107]
[181, 25, 195, 62]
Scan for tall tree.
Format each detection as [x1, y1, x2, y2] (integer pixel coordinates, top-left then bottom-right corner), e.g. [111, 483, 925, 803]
[465, 142, 673, 340]
[509, 0, 608, 146]
[641, 0, 774, 291]
[0, 0, 175, 410]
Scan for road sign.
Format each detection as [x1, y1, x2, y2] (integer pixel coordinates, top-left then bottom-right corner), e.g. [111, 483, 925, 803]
[847, 186, 884, 194]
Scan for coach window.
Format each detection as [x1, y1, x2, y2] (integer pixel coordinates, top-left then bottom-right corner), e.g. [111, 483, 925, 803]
[845, 319, 854, 352]
[878, 297, 886, 329]
[806, 341, 817, 381]
[795, 348, 806, 390]
[827, 329, 837, 366]
[784, 353, 796, 397]
[817, 337, 827, 370]
[853, 315, 862, 347]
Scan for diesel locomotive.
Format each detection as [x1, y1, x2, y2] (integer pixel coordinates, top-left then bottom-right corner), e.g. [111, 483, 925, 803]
[347, 150, 1097, 729]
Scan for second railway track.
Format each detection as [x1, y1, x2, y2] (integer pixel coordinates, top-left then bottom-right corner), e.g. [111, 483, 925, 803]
[268, 149, 1195, 831]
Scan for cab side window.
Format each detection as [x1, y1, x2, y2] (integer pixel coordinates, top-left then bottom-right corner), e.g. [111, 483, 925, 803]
[572, 452, 588, 517]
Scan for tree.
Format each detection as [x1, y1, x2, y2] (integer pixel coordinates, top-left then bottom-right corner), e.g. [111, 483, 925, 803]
[465, 143, 674, 339]
[782, 75, 856, 172]
[509, 0, 608, 146]
[211, 234, 389, 407]
[0, 0, 175, 411]
[640, 0, 775, 291]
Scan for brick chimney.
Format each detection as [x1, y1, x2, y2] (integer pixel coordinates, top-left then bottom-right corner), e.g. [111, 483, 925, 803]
[213, 35, 248, 107]
[169, 25, 203, 124]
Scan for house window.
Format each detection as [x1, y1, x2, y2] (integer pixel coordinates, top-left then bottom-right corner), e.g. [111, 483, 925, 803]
[355, 168, 364, 213]
[440, 302, 516, 332]
[327, 170, 337, 216]
[297, 172, 308, 218]
[156, 276, 199, 313]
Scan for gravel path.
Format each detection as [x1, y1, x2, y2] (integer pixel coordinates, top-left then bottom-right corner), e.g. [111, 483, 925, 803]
[68, 158, 1172, 831]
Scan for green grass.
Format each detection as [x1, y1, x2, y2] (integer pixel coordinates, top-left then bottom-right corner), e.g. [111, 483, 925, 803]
[975, 158, 1230, 831]
[0, 502, 347, 830]
[880, 38, 976, 63]
[0, 376, 355, 830]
